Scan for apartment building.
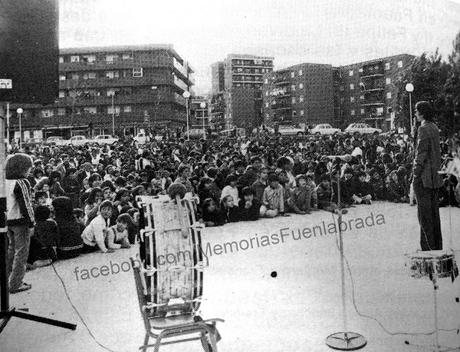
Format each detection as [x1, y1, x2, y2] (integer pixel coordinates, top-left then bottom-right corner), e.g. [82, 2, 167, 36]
[12, 44, 194, 139]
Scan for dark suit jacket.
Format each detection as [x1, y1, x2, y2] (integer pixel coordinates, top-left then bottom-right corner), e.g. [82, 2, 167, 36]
[413, 121, 443, 189]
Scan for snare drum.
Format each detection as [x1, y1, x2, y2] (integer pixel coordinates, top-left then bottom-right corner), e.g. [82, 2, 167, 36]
[405, 250, 459, 280]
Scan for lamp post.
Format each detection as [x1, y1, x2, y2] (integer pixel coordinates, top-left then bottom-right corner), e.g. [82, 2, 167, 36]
[109, 91, 115, 136]
[405, 83, 414, 136]
[16, 108, 23, 149]
[182, 91, 191, 140]
[200, 101, 206, 139]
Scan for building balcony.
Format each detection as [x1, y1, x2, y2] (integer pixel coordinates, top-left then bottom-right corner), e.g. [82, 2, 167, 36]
[271, 104, 292, 110]
[56, 93, 177, 107]
[360, 73, 384, 79]
[273, 78, 290, 85]
[59, 76, 173, 89]
[60, 59, 171, 72]
[361, 102, 385, 106]
[362, 87, 384, 92]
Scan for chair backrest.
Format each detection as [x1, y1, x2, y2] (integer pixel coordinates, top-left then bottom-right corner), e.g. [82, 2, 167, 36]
[130, 257, 152, 332]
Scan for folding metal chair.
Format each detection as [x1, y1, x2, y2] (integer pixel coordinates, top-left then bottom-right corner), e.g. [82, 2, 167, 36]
[131, 257, 223, 352]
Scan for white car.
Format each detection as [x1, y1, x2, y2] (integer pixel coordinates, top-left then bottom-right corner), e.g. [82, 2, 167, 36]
[344, 123, 382, 135]
[277, 125, 306, 136]
[69, 135, 90, 146]
[134, 133, 151, 144]
[310, 124, 341, 135]
[93, 134, 119, 145]
[46, 136, 67, 146]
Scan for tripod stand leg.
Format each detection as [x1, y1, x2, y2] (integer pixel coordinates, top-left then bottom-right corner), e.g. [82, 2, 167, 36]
[433, 276, 440, 352]
[12, 309, 77, 330]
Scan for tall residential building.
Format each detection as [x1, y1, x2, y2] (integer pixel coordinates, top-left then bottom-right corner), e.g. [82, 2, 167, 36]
[12, 44, 194, 139]
[262, 54, 414, 131]
[222, 54, 274, 129]
[211, 61, 225, 94]
[335, 54, 415, 130]
[262, 63, 334, 128]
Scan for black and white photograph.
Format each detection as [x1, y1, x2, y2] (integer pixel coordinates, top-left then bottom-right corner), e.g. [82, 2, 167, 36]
[1, 0, 460, 351]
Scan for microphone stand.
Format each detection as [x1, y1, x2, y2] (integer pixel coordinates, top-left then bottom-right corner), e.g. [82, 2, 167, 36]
[325, 170, 366, 350]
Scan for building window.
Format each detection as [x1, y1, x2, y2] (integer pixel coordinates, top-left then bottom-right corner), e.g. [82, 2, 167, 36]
[59, 56, 64, 63]
[386, 78, 391, 85]
[123, 106, 132, 113]
[265, 102, 269, 108]
[264, 78, 268, 84]
[300, 110, 304, 116]
[350, 84, 354, 90]
[351, 109, 355, 116]
[290, 71, 295, 78]
[108, 106, 121, 115]
[385, 62, 390, 70]
[106, 54, 118, 63]
[71, 73, 79, 80]
[41, 109, 54, 118]
[360, 109, 365, 114]
[358, 68, 363, 73]
[57, 108, 66, 116]
[376, 107, 384, 115]
[292, 97, 296, 104]
[265, 91, 269, 96]
[299, 83, 303, 89]
[397, 60, 403, 68]
[70, 55, 80, 63]
[349, 70, 353, 76]
[82, 55, 96, 64]
[386, 92, 392, 99]
[82, 72, 96, 80]
[122, 53, 132, 60]
[83, 107, 97, 114]
[299, 95, 304, 102]
[292, 110, 297, 117]
[299, 69, 303, 76]
[106, 71, 120, 79]
[265, 113, 269, 118]
[133, 68, 143, 77]
[291, 85, 296, 91]
[360, 95, 364, 100]
[350, 96, 355, 102]
[59, 75, 66, 81]
[59, 91, 65, 98]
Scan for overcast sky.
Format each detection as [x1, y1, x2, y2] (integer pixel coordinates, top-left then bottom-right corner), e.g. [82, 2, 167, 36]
[60, 0, 460, 94]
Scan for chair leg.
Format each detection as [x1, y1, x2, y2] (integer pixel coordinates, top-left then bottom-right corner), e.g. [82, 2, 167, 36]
[153, 332, 164, 352]
[141, 334, 149, 352]
[200, 332, 212, 352]
[208, 331, 218, 352]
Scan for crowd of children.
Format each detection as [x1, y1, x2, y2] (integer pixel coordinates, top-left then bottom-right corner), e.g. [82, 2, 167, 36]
[5, 131, 460, 293]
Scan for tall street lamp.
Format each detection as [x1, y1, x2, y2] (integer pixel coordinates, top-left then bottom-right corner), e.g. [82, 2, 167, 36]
[16, 108, 23, 149]
[200, 102, 206, 139]
[405, 83, 414, 135]
[109, 91, 115, 136]
[182, 91, 191, 140]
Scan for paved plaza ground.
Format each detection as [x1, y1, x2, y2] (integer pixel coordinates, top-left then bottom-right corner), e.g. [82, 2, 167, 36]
[1, 202, 460, 352]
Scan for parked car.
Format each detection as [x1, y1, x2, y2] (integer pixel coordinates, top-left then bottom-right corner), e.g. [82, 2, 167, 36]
[310, 124, 341, 135]
[22, 137, 43, 148]
[277, 124, 306, 136]
[45, 136, 67, 146]
[344, 123, 382, 135]
[93, 134, 119, 145]
[134, 132, 150, 144]
[69, 135, 90, 146]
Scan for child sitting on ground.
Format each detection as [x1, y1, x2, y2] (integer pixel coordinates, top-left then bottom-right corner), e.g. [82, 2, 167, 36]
[288, 174, 312, 214]
[202, 198, 224, 227]
[105, 214, 132, 249]
[81, 200, 116, 253]
[220, 195, 240, 223]
[260, 173, 285, 218]
[28, 205, 58, 268]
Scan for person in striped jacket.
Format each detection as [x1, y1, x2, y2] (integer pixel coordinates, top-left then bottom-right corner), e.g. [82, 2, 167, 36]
[5, 153, 35, 293]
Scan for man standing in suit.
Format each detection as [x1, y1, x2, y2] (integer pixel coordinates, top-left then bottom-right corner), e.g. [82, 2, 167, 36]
[413, 101, 443, 251]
